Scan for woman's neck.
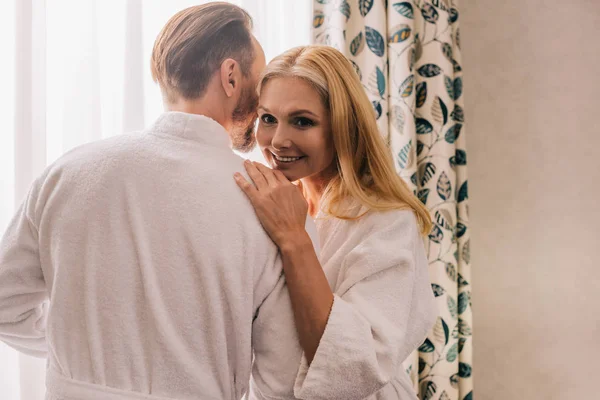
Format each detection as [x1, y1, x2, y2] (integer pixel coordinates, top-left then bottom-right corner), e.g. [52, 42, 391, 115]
[301, 173, 334, 218]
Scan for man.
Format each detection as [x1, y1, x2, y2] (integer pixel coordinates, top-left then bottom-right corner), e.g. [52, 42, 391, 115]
[0, 3, 282, 399]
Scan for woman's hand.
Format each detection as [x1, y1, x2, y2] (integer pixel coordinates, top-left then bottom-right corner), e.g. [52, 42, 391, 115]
[234, 160, 309, 249]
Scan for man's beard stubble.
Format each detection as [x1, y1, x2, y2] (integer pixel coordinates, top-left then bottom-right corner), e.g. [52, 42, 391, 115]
[231, 84, 259, 153]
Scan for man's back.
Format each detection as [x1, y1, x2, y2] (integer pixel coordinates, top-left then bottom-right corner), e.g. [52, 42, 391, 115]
[0, 112, 282, 400]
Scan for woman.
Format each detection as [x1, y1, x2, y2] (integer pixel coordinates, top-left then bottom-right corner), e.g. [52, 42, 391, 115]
[234, 45, 437, 400]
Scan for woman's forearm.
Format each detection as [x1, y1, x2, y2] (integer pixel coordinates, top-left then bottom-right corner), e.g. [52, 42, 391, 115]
[280, 233, 334, 365]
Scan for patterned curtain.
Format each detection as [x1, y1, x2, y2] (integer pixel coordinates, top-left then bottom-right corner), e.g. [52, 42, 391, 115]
[312, 1, 472, 399]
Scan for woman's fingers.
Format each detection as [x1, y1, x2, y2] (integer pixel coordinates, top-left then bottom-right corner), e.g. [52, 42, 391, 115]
[243, 160, 268, 189]
[234, 173, 258, 201]
[253, 162, 280, 187]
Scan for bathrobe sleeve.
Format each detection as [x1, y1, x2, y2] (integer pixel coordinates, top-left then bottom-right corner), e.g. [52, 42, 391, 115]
[0, 182, 48, 358]
[293, 210, 437, 400]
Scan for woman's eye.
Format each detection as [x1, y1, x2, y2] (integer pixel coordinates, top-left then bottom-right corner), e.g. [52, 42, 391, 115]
[260, 114, 277, 125]
[293, 117, 314, 128]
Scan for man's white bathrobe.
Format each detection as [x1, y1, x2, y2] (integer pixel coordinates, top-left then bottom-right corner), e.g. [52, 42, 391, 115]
[0, 112, 285, 400]
[249, 205, 438, 400]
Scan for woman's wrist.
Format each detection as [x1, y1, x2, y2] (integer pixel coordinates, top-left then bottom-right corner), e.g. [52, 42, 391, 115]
[278, 231, 313, 255]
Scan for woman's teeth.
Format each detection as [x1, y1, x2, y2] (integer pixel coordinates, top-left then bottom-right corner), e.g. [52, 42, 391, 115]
[273, 154, 303, 163]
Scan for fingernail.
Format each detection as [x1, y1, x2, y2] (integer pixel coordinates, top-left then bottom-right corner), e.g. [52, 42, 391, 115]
[244, 160, 250, 165]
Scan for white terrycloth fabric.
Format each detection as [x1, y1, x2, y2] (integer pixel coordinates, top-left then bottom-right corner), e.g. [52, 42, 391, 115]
[0, 112, 286, 400]
[249, 205, 438, 400]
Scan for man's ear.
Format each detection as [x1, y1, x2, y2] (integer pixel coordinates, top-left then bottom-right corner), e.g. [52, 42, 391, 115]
[220, 58, 240, 98]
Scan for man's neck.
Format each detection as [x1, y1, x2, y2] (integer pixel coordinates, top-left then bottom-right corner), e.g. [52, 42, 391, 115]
[165, 98, 230, 131]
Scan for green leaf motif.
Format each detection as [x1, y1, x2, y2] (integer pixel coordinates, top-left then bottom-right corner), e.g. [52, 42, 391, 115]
[445, 123, 463, 144]
[458, 273, 469, 288]
[397, 140, 412, 169]
[359, 0, 374, 17]
[418, 357, 428, 373]
[446, 262, 457, 282]
[429, 224, 444, 243]
[417, 188, 430, 204]
[455, 149, 467, 166]
[351, 60, 362, 80]
[454, 77, 463, 100]
[372, 100, 383, 119]
[451, 105, 465, 122]
[339, 0, 351, 21]
[313, 11, 325, 28]
[419, 338, 435, 353]
[458, 318, 472, 336]
[441, 42, 453, 62]
[419, 162, 436, 186]
[458, 291, 471, 314]
[462, 239, 471, 264]
[393, 2, 414, 18]
[316, 0, 331, 3]
[446, 343, 458, 362]
[436, 171, 451, 200]
[410, 172, 417, 187]
[376, 66, 386, 96]
[421, 3, 439, 23]
[444, 75, 454, 99]
[459, 362, 472, 378]
[416, 118, 433, 134]
[463, 391, 473, 400]
[453, 58, 463, 72]
[416, 82, 427, 108]
[456, 221, 467, 238]
[421, 381, 437, 400]
[458, 180, 468, 202]
[458, 337, 467, 353]
[408, 48, 415, 71]
[433, 317, 450, 345]
[447, 296, 457, 319]
[435, 209, 453, 230]
[418, 63, 442, 77]
[457, 28, 461, 49]
[349, 32, 365, 56]
[449, 7, 459, 23]
[365, 26, 385, 57]
[391, 105, 405, 133]
[389, 24, 411, 43]
[450, 374, 460, 389]
[431, 283, 445, 297]
[431, 96, 448, 126]
[416, 140, 424, 156]
[399, 74, 414, 97]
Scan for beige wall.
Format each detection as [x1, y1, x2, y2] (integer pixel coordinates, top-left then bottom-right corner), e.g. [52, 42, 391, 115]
[461, 1, 600, 399]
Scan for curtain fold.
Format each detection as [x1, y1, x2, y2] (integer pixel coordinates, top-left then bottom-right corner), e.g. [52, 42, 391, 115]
[312, 1, 473, 399]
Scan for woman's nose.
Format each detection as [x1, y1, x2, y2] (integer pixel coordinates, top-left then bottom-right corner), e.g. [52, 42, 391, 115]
[271, 125, 293, 150]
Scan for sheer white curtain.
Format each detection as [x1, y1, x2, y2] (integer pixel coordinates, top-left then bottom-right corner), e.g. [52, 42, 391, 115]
[0, 1, 311, 399]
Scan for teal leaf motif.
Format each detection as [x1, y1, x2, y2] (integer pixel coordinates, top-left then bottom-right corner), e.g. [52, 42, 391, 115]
[435, 209, 452, 230]
[393, 2, 414, 18]
[458, 318, 472, 336]
[458, 337, 467, 353]
[450, 374, 460, 389]
[372, 101, 382, 119]
[456, 222, 467, 238]
[459, 362, 472, 378]
[446, 262, 457, 282]
[410, 172, 417, 186]
[416, 82, 427, 108]
[433, 317, 450, 345]
[417, 188, 430, 204]
[416, 140, 425, 156]
[351, 60, 362, 80]
[446, 343, 458, 362]
[447, 296, 457, 319]
[419, 357, 427, 373]
[389, 24, 411, 43]
[339, 0, 351, 21]
[441, 42, 453, 62]
[458, 291, 471, 314]
[416, 118, 433, 134]
[464, 392, 473, 400]
[421, 3, 439, 23]
[376, 66, 386, 96]
[432, 283, 445, 297]
[444, 75, 454, 99]
[445, 124, 463, 144]
[313, 11, 325, 28]
[391, 105, 405, 133]
[451, 105, 465, 122]
[452, 323, 459, 339]
[408, 48, 416, 71]
[397, 140, 412, 169]
[453, 58, 463, 72]
[462, 239, 471, 264]
[458, 273, 469, 288]
[436, 171, 451, 200]
[419, 338, 435, 353]
[418, 63, 442, 77]
[431, 96, 448, 125]
[449, 8, 459, 23]
[458, 181, 468, 202]
[365, 26, 385, 57]
[359, 0, 374, 17]
[457, 28, 461, 50]
[316, 0, 331, 3]
[419, 162, 436, 185]
[429, 224, 444, 243]
[454, 77, 463, 100]
[455, 149, 467, 165]
[449, 155, 457, 168]
[422, 381, 437, 400]
[349, 32, 365, 56]
[399, 74, 414, 97]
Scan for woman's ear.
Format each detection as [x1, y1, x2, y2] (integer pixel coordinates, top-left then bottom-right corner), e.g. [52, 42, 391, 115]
[220, 58, 240, 98]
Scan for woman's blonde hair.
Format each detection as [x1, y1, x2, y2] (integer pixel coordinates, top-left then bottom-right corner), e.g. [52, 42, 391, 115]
[258, 45, 432, 235]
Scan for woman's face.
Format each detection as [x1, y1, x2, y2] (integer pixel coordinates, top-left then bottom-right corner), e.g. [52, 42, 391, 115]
[256, 77, 335, 182]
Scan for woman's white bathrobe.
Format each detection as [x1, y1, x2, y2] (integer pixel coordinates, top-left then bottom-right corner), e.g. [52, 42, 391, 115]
[0, 112, 286, 400]
[249, 206, 438, 400]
